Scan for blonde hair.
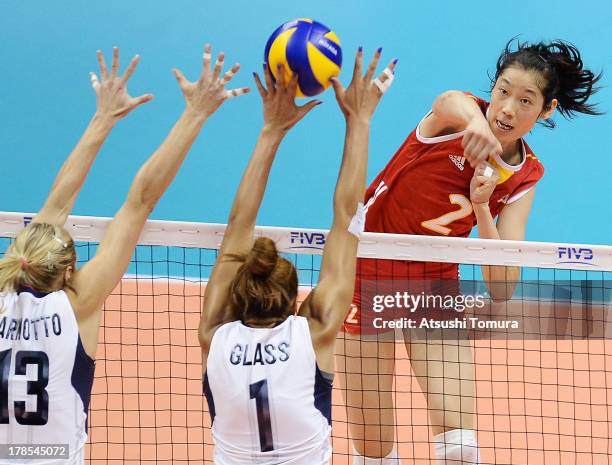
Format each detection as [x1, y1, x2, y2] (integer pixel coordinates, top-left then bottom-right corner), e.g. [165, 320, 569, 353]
[0, 223, 76, 293]
[227, 237, 298, 324]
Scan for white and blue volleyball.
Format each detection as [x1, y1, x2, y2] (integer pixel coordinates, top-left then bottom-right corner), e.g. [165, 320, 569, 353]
[264, 19, 342, 97]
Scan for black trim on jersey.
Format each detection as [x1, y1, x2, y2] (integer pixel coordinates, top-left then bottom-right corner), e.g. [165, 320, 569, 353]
[203, 372, 216, 422]
[70, 336, 96, 432]
[314, 365, 333, 425]
[17, 287, 50, 299]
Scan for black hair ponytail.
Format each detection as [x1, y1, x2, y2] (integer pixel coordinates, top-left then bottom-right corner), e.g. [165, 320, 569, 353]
[493, 38, 603, 128]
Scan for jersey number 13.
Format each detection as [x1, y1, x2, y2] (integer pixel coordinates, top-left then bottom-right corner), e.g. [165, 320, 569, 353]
[0, 349, 49, 425]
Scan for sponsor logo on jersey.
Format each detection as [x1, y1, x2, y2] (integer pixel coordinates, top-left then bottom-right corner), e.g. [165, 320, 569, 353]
[449, 154, 466, 171]
[498, 194, 510, 204]
[556, 247, 597, 266]
[289, 231, 326, 250]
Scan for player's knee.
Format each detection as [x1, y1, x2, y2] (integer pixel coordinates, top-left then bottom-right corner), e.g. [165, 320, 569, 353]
[352, 443, 400, 464]
[433, 428, 480, 465]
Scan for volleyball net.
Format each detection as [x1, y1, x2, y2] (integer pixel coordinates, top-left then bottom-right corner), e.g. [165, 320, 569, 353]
[0, 212, 610, 464]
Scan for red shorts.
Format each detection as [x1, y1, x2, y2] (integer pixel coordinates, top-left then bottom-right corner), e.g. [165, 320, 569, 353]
[342, 258, 461, 335]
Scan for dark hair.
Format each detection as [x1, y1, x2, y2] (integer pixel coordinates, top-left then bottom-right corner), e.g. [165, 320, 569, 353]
[227, 237, 298, 324]
[492, 38, 603, 128]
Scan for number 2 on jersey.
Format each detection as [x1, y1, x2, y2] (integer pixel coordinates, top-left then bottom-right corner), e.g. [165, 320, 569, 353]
[249, 379, 274, 452]
[421, 194, 473, 235]
[364, 183, 473, 236]
[0, 349, 50, 425]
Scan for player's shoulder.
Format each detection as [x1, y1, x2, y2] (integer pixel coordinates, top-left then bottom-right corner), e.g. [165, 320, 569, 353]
[9, 287, 70, 303]
[463, 91, 489, 114]
[0, 289, 15, 300]
[292, 314, 311, 335]
[212, 318, 241, 337]
[45, 288, 73, 308]
[275, 314, 309, 336]
[0, 290, 16, 314]
[521, 139, 545, 176]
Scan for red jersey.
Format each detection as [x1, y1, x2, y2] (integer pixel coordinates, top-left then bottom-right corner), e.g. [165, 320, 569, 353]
[358, 95, 544, 280]
[345, 95, 544, 334]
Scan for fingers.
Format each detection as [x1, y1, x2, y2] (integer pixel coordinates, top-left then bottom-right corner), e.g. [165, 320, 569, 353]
[475, 175, 496, 185]
[353, 46, 363, 78]
[471, 140, 487, 161]
[470, 141, 500, 167]
[463, 136, 487, 166]
[461, 131, 473, 150]
[474, 163, 486, 176]
[480, 145, 499, 166]
[110, 46, 120, 79]
[468, 158, 480, 169]
[221, 63, 240, 85]
[120, 54, 140, 86]
[287, 71, 299, 95]
[276, 63, 286, 88]
[97, 47, 141, 85]
[365, 47, 382, 81]
[96, 50, 108, 80]
[212, 52, 224, 81]
[373, 58, 397, 94]
[298, 99, 322, 117]
[131, 93, 155, 107]
[466, 152, 485, 169]
[225, 87, 250, 99]
[172, 68, 189, 89]
[202, 43, 212, 73]
[464, 149, 477, 168]
[263, 63, 274, 93]
[253, 72, 267, 97]
[329, 76, 344, 98]
[89, 72, 100, 90]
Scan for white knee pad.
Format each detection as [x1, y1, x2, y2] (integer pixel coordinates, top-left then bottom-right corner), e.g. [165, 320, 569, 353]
[433, 428, 480, 465]
[352, 445, 401, 464]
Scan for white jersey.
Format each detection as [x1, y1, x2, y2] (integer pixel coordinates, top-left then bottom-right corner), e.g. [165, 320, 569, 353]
[204, 315, 333, 465]
[0, 289, 95, 465]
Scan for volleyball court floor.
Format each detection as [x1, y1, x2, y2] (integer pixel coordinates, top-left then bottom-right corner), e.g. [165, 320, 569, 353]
[85, 280, 611, 465]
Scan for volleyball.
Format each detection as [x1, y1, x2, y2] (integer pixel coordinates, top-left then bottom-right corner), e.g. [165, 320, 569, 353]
[264, 18, 342, 97]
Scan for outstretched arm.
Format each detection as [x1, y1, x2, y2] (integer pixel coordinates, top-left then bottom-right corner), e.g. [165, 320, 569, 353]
[35, 47, 153, 226]
[198, 64, 320, 350]
[68, 45, 249, 357]
[302, 49, 395, 355]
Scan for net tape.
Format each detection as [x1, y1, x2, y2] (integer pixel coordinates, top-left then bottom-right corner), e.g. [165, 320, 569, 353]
[1, 212, 611, 271]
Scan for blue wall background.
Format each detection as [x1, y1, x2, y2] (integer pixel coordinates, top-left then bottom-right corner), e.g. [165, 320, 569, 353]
[1, 0, 610, 245]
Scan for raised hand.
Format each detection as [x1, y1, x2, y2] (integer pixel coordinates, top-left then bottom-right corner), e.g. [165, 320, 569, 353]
[90, 47, 153, 120]
[173, 44, 250, 118]
[462, 117, 503, 168]
[330, 47, 396, 122]
[470, 162, 500, 205]
[253, 63, 321, 133]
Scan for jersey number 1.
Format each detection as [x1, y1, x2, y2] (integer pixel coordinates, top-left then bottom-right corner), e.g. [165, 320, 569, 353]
[0, 349, 50, 425]
[249, 379, 274, 452]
